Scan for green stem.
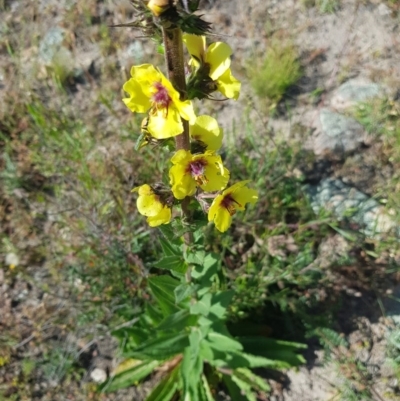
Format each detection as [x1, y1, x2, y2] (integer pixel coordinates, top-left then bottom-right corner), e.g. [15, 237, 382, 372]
[161, 25, 193, 281]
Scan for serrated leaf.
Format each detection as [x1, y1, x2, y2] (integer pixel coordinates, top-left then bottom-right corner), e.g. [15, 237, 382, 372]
[145, 365, 180, 401]
[125, 332, 189, 360]
[157, 309, 198, 332]
[148, 275, 180, 316]
[153, 255, 187, 274]
[100, 360, 160, 392]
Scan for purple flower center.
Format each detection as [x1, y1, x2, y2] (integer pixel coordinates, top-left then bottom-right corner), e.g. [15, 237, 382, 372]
[151, 81, 172, 109]
[188, 159, 208, 185]
[220, 193, 240, 216]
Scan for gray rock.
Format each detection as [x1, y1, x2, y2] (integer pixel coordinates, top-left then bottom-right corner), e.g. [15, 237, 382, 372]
[331, 79, 384, 110]
[377, 3, 392, 16]
[312, 108, 367, 156]
[304, 178, 398, 237]
[39, 27, 68, 64]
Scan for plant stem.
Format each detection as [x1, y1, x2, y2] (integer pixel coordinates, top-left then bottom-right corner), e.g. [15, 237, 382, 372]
[162, 27, 190, 151]
[162, 25, 193, 281]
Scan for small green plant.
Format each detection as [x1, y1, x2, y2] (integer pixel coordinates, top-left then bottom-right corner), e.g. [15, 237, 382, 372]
[247, 38, 302, 104]
[301, 0, 340, 13]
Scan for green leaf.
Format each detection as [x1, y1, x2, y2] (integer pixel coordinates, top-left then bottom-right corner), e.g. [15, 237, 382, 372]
[174, 283, 197, 304]
[181, 331, 204, 401]
[222, 374, 249, 401]
[144, 303, 164, 326]
[145, 365, 180, 401]
[190, 293, 212, 316]
[209, 291, 234, 319]
[148, 275, 180, 316]
[207, 332, 243, 353]
[238, 337, 306, 367]
[158, 224, 183, 246]
[159, 236, 181, 257]
[185, 249, 206, 266]
[112, 327, 149, 352]
[153, 255, 187, 274]
[199, 374, 215, 401]
[125, 332, 190, 360]
[234, 368, 270, 392]
[191, 253, 219, 282]
[100, 360, 160, 392]
[157, 309, 198, 332]
[230, 373, 257, 401]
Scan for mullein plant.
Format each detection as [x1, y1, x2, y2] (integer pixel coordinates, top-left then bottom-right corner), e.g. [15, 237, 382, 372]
[101, 1, 305, 399]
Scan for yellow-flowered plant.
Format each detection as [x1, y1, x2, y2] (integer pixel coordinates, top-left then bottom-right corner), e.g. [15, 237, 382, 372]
[110, 4, 306, 401]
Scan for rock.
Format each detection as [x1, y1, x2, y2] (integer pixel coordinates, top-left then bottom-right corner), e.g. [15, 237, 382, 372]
[38, 27, 74, 80]
[118, 41, 146, 70]
[38, 27, 68, 65]
[331, 79, 384, 110]
[377, 3, 391, 17]
[90, 368, 107, 383]
[311, 108, 367, 156]
[303, 178, 397, 237]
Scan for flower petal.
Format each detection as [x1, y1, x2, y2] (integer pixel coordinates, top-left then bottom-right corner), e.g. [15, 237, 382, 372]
[216, 69, 241, 100]
[122, 79, 151, 113]
[232, 187, 258, 210]
[190, 115, 223, 151]
[211, 204, 232, 233]
[147, 106, 183, 138]
[183, 34, 206, 62]
[206, 42, 232, 80]
[201, 164, 229, 192]
[147, 207, 172, 227]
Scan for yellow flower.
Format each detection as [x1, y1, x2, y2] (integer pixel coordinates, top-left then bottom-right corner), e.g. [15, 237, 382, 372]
[208, 181, 258, 232]
[169, 150, 230, 199]
[183, 34, 241, 100]
[133, 184, 172, 227]
[123, 64, 196, 139]
[190, 115, 223, 152]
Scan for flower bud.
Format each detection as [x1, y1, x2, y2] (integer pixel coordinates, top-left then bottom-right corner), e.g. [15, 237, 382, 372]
[147, 0, 171, 16]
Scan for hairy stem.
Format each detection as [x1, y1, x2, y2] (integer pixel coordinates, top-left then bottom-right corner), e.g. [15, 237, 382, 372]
[162, 24, 193, 280]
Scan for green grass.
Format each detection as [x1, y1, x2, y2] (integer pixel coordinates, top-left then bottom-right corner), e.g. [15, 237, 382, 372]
[247, 38, 302, 104]
[301, 0, 341, 13]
